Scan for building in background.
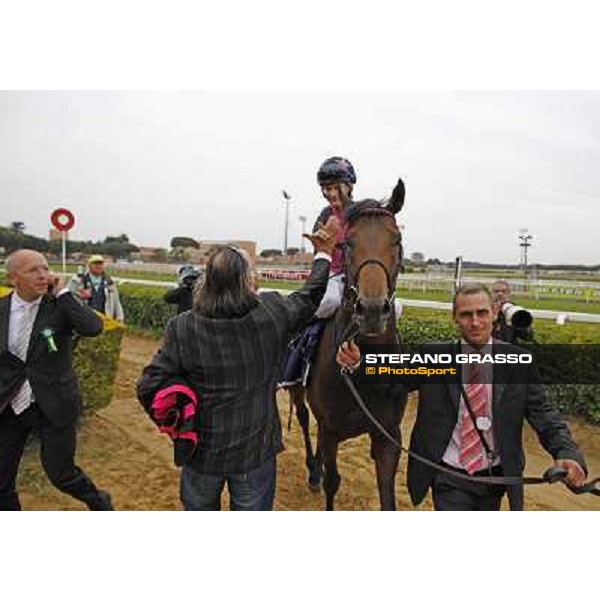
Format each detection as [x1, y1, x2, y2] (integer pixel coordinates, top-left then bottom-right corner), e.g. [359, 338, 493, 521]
[196, 240, 257, 263]
[49, 228, 68, 243]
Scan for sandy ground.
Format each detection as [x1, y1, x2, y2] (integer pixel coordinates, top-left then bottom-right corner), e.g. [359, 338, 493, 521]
[18, 333, 600, 510]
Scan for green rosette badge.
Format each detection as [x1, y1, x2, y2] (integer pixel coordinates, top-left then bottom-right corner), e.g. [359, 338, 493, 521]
[41, 328, 58, 353]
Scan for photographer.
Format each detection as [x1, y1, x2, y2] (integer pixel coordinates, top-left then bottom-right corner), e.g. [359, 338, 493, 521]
[163, 264, 201, 314]
[492, 279, 534, 343]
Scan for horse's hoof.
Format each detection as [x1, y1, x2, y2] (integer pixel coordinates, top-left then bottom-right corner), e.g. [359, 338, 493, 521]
[308, 480, 322, 494]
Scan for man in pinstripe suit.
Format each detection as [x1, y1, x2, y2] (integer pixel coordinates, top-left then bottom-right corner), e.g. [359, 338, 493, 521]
[137, 219, 338, 510]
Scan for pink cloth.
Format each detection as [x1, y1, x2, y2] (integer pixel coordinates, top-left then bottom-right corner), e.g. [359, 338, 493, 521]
[151, 384, 198, 444]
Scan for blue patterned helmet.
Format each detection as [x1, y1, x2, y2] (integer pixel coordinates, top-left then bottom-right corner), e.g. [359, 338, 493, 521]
[317, 157, 357, 186]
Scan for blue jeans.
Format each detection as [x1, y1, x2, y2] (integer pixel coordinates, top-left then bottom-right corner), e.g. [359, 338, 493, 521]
[180, 457, 276, 511]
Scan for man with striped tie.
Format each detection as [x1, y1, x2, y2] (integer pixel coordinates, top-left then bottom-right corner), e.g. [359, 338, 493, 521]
[0, 249, 113, 510]
[337, 283, 587, 510]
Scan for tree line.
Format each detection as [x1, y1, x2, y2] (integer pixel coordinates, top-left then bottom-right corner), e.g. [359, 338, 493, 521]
[0, 223, 139, 259]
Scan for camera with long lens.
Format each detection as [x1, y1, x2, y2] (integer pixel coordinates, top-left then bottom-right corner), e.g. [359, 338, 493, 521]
[499, 302, 534, 342]
[178, 265, 200, 289]
[182, 274, 199, 289]
[501, 303, 533, 329]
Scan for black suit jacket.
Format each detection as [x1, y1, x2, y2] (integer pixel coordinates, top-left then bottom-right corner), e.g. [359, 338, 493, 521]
[137, 258, 331, 474]
[395, 340, 586, 510]
[0, 291, 103, 426]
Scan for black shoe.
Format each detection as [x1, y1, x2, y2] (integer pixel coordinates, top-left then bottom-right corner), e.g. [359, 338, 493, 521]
[88, 490, 114, 511]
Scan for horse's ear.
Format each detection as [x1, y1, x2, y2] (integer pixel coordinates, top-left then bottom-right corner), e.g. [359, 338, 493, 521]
[384, 177, 405, 214]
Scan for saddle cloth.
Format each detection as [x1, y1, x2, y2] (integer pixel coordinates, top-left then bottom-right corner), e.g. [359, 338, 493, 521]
[278, 320, 327, 389]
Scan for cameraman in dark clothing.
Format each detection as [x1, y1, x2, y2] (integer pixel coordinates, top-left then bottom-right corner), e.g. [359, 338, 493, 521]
[492, 280, 534, 343]
[163, 264, 201, 314]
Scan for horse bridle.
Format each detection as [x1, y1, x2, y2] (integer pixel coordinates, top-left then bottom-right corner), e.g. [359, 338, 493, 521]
[336, 209, 401, 347]
[345, 258, 397, 310]
[340, 208, 401, 316]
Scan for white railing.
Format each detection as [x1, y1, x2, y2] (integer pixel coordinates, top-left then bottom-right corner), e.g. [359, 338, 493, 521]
[257, 289, 600, 325]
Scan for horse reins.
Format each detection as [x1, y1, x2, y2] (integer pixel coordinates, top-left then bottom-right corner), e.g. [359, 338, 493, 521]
[340, 367, 599, 495]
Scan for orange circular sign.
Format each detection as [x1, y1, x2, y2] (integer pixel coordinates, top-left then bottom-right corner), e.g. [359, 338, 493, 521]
[51, 208, 75, 231]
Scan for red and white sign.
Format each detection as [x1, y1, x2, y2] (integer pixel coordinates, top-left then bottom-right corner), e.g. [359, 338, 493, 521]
[50, 208, 75, 232]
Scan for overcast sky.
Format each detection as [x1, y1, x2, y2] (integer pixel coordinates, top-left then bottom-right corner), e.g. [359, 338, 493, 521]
[1, 90, 598, 264]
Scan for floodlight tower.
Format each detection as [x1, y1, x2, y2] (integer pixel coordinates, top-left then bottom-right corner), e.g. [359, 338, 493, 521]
[518, 228, 533, 271]
[282, 190, 291, 255]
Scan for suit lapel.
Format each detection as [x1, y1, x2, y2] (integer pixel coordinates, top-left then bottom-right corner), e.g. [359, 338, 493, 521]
[0, 294, 12, 353]
[26, 295, 52, 360]
[444, 340, 462, 414]
[492, 343, 507, 414]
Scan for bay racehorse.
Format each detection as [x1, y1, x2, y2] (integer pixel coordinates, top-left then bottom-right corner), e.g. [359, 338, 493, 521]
[288, 179, 407, 510]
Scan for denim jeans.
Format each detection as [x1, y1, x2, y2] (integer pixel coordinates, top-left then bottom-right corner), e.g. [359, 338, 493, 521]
[180, 457, 276, 511]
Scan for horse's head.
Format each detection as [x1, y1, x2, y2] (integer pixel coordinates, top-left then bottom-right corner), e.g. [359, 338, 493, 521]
[341, 179, 404, 337]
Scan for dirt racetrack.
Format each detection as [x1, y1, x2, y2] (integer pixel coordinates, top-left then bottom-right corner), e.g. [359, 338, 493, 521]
[18, 333, 600, 510]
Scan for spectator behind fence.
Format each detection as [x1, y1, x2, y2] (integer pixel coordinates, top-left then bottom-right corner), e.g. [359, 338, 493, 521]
[68, 255, 124, 322]
[137, 219, 339, 511]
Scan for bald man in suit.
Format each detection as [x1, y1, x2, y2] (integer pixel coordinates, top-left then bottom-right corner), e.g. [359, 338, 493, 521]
[0, 249, 113, 510]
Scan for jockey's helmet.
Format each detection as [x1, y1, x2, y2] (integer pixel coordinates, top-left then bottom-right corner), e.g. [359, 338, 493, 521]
[317, 157, 357, 186]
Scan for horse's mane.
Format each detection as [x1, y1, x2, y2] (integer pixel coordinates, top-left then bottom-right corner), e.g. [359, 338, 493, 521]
[344, 199, 392, 225]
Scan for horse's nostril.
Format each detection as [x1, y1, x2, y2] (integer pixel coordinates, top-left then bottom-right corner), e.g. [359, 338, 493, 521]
[383, 299, 391, 314]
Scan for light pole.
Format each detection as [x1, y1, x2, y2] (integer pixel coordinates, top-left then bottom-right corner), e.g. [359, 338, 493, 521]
[299, 215, 307, 254]
[518, 228, 533, 271]
[282, 189, 291, 256]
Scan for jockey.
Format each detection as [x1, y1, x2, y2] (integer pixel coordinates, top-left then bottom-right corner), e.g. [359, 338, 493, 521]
[312, 156, 403, 320]
[278, 157, 403, 389]
[313, 156, 357, 318]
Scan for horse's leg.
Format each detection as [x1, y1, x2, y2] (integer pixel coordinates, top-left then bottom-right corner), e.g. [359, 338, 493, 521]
[313, 432, 323, 485]
[370, 431, 401, 511]
[320, 427, 341, 511]
[290, 385, 321, 490]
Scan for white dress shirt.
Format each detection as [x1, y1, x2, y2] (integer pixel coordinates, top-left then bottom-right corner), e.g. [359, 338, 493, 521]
[8, 292, 43, 411]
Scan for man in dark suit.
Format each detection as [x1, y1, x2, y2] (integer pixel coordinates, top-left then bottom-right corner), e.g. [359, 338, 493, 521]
[337, 283, 586, 510]
[0, 249, 113, 510]
[137, 220, 339, 510]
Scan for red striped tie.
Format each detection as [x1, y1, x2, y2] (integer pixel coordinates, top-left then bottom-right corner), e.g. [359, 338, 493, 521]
[459, 362, 489, 474]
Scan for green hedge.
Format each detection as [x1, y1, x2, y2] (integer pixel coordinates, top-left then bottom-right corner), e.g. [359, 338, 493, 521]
[0, 286, 125, 414]
[120, 283, 176, 336]
[73, 314, 125, 412]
